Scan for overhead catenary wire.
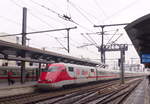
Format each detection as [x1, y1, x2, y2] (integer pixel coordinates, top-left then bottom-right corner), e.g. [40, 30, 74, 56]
[31, 0, 96, 34]
[20, 0, 68, 26]
[68, 1, 94, 25]
[30, 0, 77, 24]
[28, 11, 68, 37]
[9, 1, 125, 46]
[9, 0, 51, 32]
[54, 37, 68, 51]
[33, 1, 97, 46]
[106, 29, 119, 45]
[66, 0, 71, 18]
[65, 37, 99, 55]
[30, 0, 98, 45]
[59, 37, 80, 48]
[10, 0, 23, 8]
[93, 0, 107, 20]
[10, 0, 52, 28]
[29, 12, 54, 29]
[5, 0, 134, 63]
[68, 0, 99, 22]
[13, 0, 76, 45]
[12, 3, 68, 42]
[54, 36, 99, 56]
[7, 0, 99, 58]
[85, 34, 98, 45]
[0, 15, 21, 27]
[18, 0, 65, 25]
[69, 1, 97, 44]
[103, 0, 141, 21]
[9, 0, 96, 53]
[31, 0, 62, 18]
[70, 38, 82, 46]
[2, 1, 34, 31]
[80, 33, 97, 46]
[111, 33, 123, 44]
[0, 14, 38, 32]
[39, 0, 95, 32]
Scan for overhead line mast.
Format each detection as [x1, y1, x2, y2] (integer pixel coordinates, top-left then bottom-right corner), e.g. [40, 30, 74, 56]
[94, 23, 129, 63]
[21, 7, 27, 84]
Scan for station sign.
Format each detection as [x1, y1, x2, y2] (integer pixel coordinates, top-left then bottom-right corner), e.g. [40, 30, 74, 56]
[141, 54, 150, 63]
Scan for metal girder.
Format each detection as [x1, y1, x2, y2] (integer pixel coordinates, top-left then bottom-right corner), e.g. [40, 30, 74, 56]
[0, 55, 52, 64]
[98, 44, 128, 52]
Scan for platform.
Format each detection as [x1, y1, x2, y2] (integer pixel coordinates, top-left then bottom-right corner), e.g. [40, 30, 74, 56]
[124, 78, 150, 104]
[0, 81, 37, 98]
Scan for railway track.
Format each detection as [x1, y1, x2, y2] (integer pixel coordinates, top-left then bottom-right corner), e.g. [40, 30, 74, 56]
[0, 78, 143, 104]
[85, 79, 141, 104]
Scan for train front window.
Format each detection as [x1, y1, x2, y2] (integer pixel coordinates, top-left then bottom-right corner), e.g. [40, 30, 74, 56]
[47, 66, 59, 72]
[42, 65, 65, 72]
[44, 66, 65, 72]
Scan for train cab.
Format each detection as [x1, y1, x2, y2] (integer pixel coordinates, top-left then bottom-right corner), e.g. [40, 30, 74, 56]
[37, 63, 75, 89]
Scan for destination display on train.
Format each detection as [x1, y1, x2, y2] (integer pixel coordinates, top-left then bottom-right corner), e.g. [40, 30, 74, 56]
[141, 54, 150, 63]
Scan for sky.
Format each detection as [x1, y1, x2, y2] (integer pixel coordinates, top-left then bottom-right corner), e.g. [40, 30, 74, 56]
[0, 0, 150, 66]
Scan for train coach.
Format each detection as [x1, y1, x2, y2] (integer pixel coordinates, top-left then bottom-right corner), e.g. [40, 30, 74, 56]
[37, 63, 146, 89]
[0, 66, 39, 83]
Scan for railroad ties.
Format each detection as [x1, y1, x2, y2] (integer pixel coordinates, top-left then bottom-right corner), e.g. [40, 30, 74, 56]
[0, 77, 146, 104]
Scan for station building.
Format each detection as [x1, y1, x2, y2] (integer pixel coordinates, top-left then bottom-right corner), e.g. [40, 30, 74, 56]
[0, 32, 39, 68]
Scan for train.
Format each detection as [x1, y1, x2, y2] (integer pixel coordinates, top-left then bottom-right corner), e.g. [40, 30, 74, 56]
[0, 66, 41, 83]
[37, 63, 146, 89]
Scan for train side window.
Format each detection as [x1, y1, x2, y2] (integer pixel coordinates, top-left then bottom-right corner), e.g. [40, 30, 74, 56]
[91, 69, 94, 72]
[98, 71, 101, 75]
[68, 67, 74, 72]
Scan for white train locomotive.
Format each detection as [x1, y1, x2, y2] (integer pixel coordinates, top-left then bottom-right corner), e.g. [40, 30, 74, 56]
[37, 63, 145, 89]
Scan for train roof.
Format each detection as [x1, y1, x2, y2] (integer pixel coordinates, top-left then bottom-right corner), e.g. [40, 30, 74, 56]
[53, 63, 95, 69]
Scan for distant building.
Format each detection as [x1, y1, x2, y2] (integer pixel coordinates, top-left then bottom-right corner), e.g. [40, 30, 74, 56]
[124, 64, 144, 72]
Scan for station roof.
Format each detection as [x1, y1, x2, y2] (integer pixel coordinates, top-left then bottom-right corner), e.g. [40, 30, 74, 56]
[125, 14, 150, 56]
[0, 40, 99, 66]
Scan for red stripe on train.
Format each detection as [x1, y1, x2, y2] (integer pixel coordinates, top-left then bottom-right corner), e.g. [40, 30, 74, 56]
[0, 76, 36, 79]
[38, 75, 119, 83]
[88, 75, 118, 78]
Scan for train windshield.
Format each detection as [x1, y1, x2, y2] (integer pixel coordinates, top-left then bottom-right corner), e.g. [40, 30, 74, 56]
[44, 66, 64, 72]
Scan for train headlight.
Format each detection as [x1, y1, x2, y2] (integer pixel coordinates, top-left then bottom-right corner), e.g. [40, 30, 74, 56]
[47, 79, 52, 82]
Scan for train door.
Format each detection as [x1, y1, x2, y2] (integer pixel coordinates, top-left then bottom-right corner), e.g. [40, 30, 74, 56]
[68, 66, 76, 84]
[96, 68, 98, 81]
[90, 69, 96, 82]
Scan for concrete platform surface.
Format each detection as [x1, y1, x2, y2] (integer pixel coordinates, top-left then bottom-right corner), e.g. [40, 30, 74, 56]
[0, 81, 37, 98]
[123, 78, 150, 104]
